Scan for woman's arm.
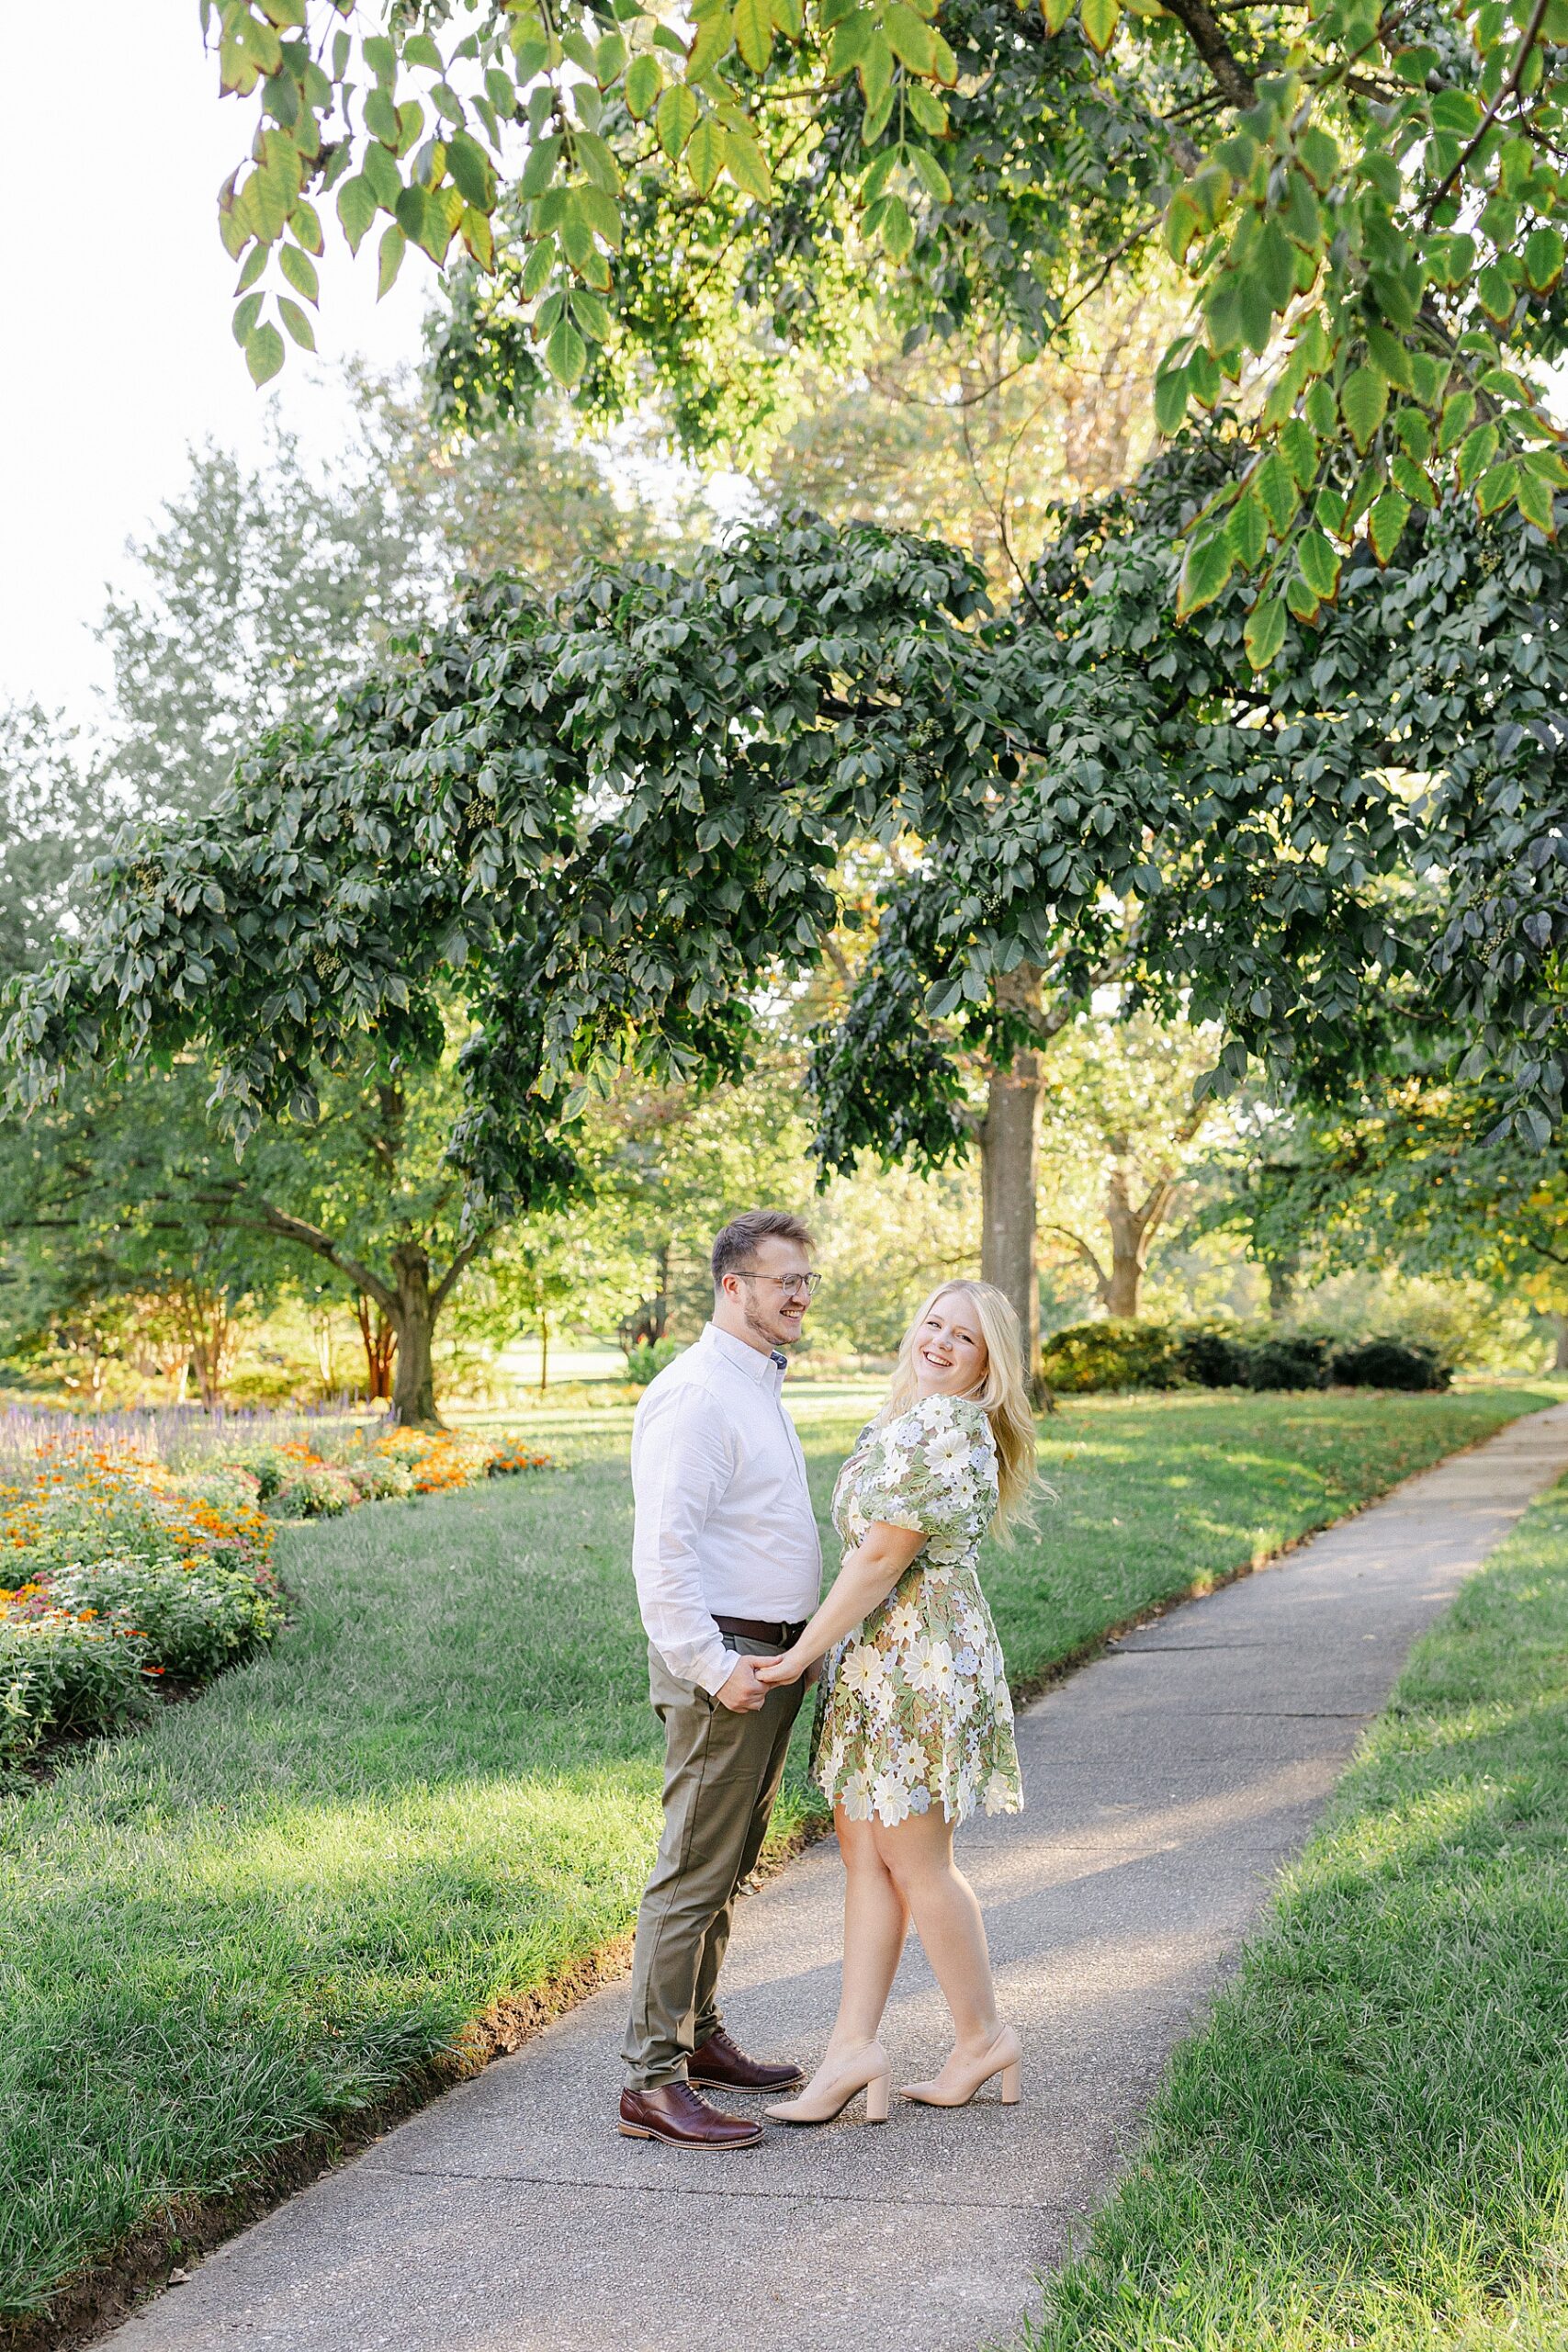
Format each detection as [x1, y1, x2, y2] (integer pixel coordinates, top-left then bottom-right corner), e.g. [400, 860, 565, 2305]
[754, 1521, 928, 1687]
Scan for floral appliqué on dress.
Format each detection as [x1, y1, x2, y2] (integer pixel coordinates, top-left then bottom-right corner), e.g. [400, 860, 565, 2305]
[812, 1393, 1023, 1827]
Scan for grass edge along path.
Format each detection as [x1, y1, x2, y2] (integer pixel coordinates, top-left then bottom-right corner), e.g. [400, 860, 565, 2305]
[1023, 1468, 1568, 2352]
[0, 1384, 1560, 2352]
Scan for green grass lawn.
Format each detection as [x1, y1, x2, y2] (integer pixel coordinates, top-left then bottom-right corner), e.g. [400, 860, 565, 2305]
[0, 1380, 1559, 2334]
[1025, 1464, 1568, 2352]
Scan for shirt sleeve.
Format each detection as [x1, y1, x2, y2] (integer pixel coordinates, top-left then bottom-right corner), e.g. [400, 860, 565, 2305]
[631, 1379, 739, 1697]
[856, 1397, 992, 1544]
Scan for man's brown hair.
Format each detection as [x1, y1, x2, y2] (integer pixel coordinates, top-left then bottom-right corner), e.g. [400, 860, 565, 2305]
[711, 1208, 814, 1287]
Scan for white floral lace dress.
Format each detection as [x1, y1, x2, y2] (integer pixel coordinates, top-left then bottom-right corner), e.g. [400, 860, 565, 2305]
[811, 1393, 1023, 1828]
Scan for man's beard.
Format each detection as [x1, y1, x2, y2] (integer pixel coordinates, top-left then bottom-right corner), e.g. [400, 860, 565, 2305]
[742, 1293, 788, 1350]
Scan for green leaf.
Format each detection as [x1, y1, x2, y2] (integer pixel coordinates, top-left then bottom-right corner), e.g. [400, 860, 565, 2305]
[879, 194, 915, 262]
[1367, 487, 1410, 564]
[362, 140, 401, 209]
[231, 290, 265, 346]
[363, 86, 400, 146]
[1297, 527, 1341, 601]
[1176, 532, 1233, 619]
[1476, 263, 1517, 322]
[446, 131, 495, 209]
[277, 295, 316, 350]
[685, 116, 726, 196]
[1255, 450, 1298, 534]
[402, 31, 443, 70]
[1041, 0, 1076, 30]
[234, 243, 268, 294]
[1304, 379, 1337, 437]
[1474, 459, 1518, 515]
[1523, 226, 1565, 293]
[1296, 125, 1338, 189]
[908, 145, 951, 203]
[1154, 365, 1190, 435]
[1285, 572, 1320, 625]
[1515, 468, 1559, 536]
[1244, 594, 1288, 672]
[657, 84, 699, 160]
[1457, 421, 1500, 489]
[1340, 365, 1388, 454]
[1390, 451, 1437, 507]
[279, 243, 319, 302]
[883, 2, 939, 72]
[1163, 190, 1202, 266]
[522, 238, 557, 297]
[377, 221, 406, 299]
[1280, 417, 1318, 488]
[735, 0, 774, 68]
[724, 129, 773, 199]
[1228, 490, 1269, 569]
[1438, 390, 1476, 453]
[545, 317, 589, 384]
[290, 198, 323, 255]
[1079, 0, 1121, 50]
[625, 54, 663, 118]
[687, 7, 734, 74]
[245, 322, 285, 386]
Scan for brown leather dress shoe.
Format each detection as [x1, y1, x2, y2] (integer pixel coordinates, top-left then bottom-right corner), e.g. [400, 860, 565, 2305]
[686, 2027, 805, 2093]
[618, 2082, 762, 2149]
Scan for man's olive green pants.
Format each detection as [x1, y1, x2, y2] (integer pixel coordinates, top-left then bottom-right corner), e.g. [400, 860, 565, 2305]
[621, 1635, 806, 2091]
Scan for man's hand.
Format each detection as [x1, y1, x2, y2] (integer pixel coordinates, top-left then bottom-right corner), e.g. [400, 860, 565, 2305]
[714, 1657, 769, 1713]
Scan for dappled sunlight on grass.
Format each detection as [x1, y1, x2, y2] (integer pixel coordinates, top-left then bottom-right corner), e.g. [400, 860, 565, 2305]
[1027, 1476, 1568, 2352]
[1, 1381, 1559, 2328]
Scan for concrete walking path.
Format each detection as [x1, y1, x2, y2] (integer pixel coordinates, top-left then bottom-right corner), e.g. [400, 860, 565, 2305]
[105, 1403, 1568, 2352]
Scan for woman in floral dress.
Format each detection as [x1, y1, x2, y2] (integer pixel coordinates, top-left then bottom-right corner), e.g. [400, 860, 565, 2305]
[756, 1280, 1039, 2125]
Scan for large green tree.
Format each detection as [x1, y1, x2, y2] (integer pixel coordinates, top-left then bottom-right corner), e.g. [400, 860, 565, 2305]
[203, 0, 1568, 648]
[6, 434, 1564, 1378]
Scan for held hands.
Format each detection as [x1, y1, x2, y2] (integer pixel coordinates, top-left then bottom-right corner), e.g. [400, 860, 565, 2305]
[713, 1657, 770, 1713]
[754, 1646, 814, 1690]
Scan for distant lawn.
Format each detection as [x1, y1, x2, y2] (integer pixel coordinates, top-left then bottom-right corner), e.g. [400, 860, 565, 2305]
[1025, 1460, 1568, 2352]
[0, 1380, 1559, 2336]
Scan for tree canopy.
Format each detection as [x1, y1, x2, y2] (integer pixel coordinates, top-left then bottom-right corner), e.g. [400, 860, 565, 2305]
[6, 431, 1564, 1235]
[206, 0, 1568, 650]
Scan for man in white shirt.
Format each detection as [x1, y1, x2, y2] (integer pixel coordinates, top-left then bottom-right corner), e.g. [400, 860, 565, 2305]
[618, 1209, 823, 2150]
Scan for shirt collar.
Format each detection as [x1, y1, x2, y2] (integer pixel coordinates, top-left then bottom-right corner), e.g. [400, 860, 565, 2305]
[703, 1321, 786, 1384]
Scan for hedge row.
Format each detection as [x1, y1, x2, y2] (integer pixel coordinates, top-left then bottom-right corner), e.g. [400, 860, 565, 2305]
[1041, 1321, 1450, 1396]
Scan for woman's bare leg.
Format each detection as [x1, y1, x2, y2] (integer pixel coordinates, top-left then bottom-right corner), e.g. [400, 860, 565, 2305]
[873, 1806, 1001, 2078]
[784, 1807, 907, 2107]
[820, 1807, 908, 2058]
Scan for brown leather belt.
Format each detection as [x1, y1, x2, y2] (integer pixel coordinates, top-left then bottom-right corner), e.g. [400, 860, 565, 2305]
[714, 1615, 807, 1646]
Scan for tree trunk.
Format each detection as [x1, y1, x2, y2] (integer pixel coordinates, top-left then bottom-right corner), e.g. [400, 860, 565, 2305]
[979, 977, 1043, 1389]
[1267, 1259, 1296, 1318]
[1102, 1167, 1145, 1319]
[389, 1244, 441, 1427]
[1552, 1311, 1568, 1373]
[538, 1309, 550, 1396]
[355, 1295, 396, 1401]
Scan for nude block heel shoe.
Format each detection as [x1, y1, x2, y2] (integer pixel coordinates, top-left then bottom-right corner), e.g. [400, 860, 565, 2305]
[765, 2044, 892, 2126]
[899, 2025, 1022, 2109]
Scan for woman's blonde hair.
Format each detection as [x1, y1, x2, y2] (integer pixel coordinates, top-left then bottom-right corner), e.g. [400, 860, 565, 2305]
[882, 1280, 1041, 1536]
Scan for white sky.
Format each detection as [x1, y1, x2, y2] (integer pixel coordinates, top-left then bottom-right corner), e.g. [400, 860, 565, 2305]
[0, 6, 430, 729]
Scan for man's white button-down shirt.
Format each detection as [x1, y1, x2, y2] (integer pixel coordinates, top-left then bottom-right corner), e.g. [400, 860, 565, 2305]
[630, 1322, 822, 1697]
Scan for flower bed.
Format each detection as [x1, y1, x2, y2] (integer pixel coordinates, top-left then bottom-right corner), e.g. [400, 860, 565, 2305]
[1, 1445, 283, 1765]
[0, 1420, 553, 1764]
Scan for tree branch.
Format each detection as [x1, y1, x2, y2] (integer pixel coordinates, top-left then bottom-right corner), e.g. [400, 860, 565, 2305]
[1158, 0, 1258, 107]
[432, 1231, 491, 1315]
[1427, 0, 1552, 219]
[1042, 1222, 1111, 1297]
[246, 1198, 400, 1321]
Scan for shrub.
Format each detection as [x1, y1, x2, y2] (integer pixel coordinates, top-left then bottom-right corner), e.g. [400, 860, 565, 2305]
[1040, 1321, 1183, 1395]
[338, 1450, 415, 1502]
[0, 1605, 152, 1760]
[47, 1555, 284, 1680]
[230, 1445, 288, 1500]
[626, 1337, 683, 1386]
[1329, 1337, 1450, 1391]
[273, 1461, 358, 1519]
[486, 1441, 553, 1476]
[1244, 1334, 1334, 1391]
[1172, 1325, 1258, 1387]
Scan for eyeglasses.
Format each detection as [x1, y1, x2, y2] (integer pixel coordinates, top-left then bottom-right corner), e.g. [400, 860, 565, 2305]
[733, 1271, 822, 1299]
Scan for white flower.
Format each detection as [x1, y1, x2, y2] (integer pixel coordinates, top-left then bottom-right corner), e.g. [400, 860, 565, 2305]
[952, 1678, 978, 1724]
[926, 1423, 971, 1478]
[908, 1636, 955, 1696]
[885, 1600, 922, 1646]
[837, 1641, 884, 1700]
[872, 1770, 911, 1826]
[983, 1772, 1017, 1815]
